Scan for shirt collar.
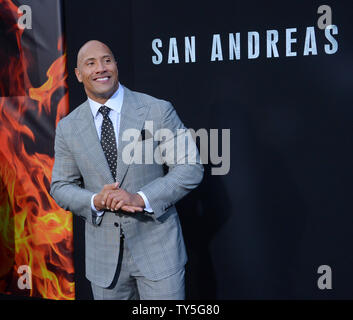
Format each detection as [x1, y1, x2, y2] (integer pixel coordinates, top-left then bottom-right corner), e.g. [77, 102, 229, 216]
[88, 82, 124, 118]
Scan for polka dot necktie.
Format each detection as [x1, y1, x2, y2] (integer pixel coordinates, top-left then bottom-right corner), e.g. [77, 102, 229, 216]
[99, 106, 117, 181]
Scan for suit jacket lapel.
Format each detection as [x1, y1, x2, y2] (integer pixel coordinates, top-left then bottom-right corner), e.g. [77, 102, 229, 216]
[76, 100, 115, 184]
[116, 87, 149, 185]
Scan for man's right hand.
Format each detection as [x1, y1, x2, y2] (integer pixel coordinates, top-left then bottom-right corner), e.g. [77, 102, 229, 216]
[93, 183, 143, 213]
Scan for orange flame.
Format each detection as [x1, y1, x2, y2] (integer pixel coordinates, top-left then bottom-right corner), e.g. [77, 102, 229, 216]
[0, 0, 74, 299]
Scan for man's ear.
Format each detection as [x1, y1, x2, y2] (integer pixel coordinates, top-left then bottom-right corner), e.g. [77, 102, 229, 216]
[75, 67, 82, 83]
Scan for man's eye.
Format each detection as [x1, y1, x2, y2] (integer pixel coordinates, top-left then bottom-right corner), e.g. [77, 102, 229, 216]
[105, 59, 111, 63]
[87, 62, 94, 66]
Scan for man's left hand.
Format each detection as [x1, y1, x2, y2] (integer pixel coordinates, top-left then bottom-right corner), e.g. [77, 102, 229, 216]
[103, 187, 145, 212]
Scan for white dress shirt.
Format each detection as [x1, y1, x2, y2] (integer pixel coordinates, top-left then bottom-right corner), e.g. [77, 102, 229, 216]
[88, 83, 152, 215]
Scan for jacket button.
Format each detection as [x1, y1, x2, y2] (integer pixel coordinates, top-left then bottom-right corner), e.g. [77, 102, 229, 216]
[114, 222, 119, 227]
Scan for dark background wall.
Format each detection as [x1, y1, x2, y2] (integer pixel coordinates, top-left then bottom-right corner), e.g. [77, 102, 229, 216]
[63, 0, 353, 299]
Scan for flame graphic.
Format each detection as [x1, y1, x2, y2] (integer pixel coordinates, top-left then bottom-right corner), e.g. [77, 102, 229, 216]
[0, 0, 74, 299]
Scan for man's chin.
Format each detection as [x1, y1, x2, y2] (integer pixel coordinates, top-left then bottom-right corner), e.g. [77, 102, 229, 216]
[94, 88, 116, 100]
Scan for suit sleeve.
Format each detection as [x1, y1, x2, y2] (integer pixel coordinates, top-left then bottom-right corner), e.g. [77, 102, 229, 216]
[50, 120, 97, 225]
[139, 101, 204, 220]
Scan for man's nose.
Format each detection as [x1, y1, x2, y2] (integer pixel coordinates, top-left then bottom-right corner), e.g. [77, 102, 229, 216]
[95, 61, 106, 73]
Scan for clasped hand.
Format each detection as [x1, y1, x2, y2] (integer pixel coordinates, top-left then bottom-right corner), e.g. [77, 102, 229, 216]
[93, 182, 145, 213]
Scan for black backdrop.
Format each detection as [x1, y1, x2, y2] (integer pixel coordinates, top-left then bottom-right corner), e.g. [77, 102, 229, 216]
[64, 0, 353, 299]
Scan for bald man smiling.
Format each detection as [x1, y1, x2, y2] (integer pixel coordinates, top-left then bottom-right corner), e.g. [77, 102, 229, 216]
[50, 40, 203, 300]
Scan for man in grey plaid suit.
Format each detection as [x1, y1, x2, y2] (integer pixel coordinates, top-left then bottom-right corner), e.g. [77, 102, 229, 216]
[50, 40, 203, 299]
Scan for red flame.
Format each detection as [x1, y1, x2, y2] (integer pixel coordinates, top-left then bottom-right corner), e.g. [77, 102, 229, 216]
[0, 0, 74, 299]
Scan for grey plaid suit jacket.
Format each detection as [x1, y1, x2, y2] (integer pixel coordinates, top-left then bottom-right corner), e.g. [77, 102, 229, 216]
[50, 86, 203, 288]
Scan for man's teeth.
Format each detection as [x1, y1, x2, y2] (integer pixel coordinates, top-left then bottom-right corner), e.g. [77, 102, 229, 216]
[96, 77, 109, 81]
